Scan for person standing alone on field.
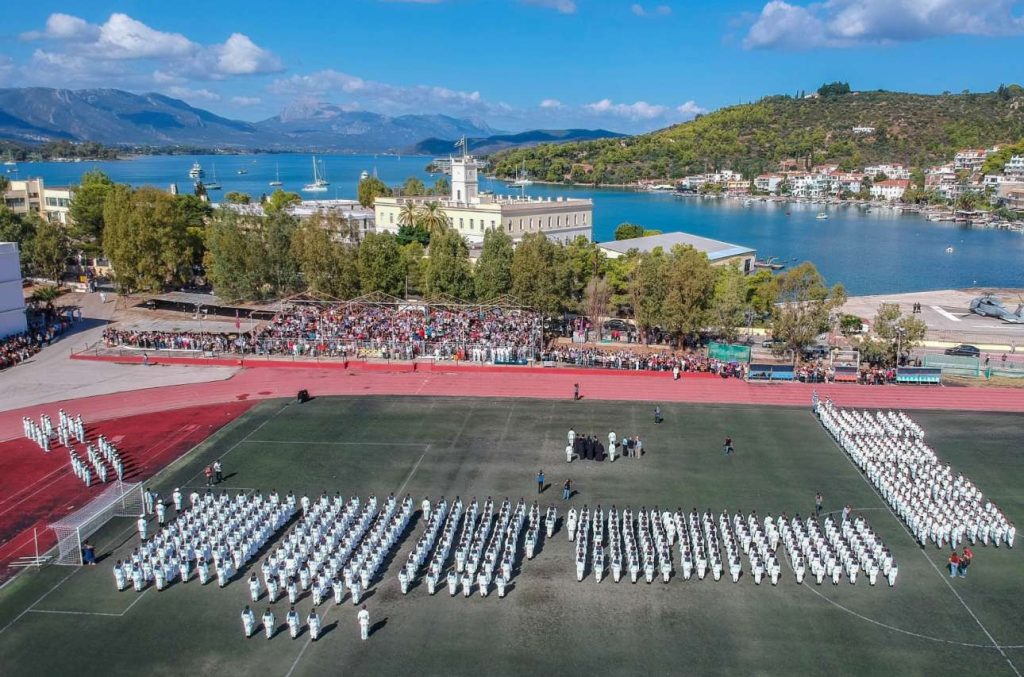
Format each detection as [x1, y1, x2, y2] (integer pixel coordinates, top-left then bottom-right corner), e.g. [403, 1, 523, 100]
[214, 459, 223, 484]
[563, 478, 572, 501]
[815, 492, 824, 517]
[358, 604, 370, 640]
[723, 437, 734, 456]
[537, 470, 545, 494]
[204, 464, 214, 487]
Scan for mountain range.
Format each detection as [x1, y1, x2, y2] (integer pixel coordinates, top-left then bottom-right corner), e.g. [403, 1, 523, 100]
[0, 87, 617, 154]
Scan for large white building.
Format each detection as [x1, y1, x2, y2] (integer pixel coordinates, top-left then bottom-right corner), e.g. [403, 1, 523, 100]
[374, 153, 593, 244]
[0, 243, 28, 338]
[3, 178, 75, 226]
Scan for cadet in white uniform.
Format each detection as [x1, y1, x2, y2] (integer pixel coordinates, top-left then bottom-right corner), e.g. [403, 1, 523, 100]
[137, 514, 147, 540]
[263, 609, 275, 639]
[242, 606, 256, 638]
[308, 608, 322, 641]
[358, 605, 370, 640]
[286, 607, 301, 639]
[248, 573, 261, 602]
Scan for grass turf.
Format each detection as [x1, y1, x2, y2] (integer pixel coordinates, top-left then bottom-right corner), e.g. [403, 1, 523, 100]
[0, 396, 1021, 677]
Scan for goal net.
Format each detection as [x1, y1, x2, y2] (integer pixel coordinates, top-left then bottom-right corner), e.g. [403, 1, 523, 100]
[50, 481, 144, 566]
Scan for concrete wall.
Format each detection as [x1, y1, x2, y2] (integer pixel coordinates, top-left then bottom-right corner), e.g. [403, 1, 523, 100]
[0, 243, 27, 338]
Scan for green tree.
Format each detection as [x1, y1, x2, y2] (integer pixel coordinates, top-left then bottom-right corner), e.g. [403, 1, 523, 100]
[583, 275, 612, 337]
[870, 302, 927, 365]
[358, 232, 405, 296]
[357, 176, 392, 208]
[474, 227, 514, 300]
[28, 218, 69, 284]
[263, 189, 301, 214]
[630, 249, 668, 340]
[419, 202, 449, 240]
[175, 194, 212, 269]
[565, 236, 606, 310]
[205, 210, 263, 301]
[68, 169, 114, 250]
[395, 224, 431, 246]
[400, 177, 428, 196]
[710, 263, 748, 342]
[103, 186, 192, 294]
[614, 223, 645, 240]
[745, 269, 778, 318]
[511, 232, 569, 315]
[261, 212, 301, 296]
[770, 262, 846, 356]
[431, 177, 451, 196]
[817, 82, 851, 97]
[400, 241, 426, 297]
[0, 207, 37, 273]
[224, 191, 251, 205]
[397, 202, 421, 229]
[662, 245, 715, 340]
[291, 219, 360, 299]
[0, 175, 9, 193]
[424, 229, 474, 299]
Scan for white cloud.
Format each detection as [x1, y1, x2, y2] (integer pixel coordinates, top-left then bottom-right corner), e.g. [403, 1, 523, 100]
[522, 0, 577, 14]
[631, 4, 672, 17]
[20, 13, 100, 42]
[16, 13, 281, 80]
[676, 100, 706, 116]
[212, 33, 283, 75]
[539, 98, 564, 109]
[268, 69, 490, 117]
[744, 0, 1024, 50]
[167, 86, 221, 102]
[231, 96, 262, 106]
[585, 98, 668, 120]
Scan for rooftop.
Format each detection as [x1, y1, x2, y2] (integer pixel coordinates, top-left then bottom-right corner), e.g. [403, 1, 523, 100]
[597, 231, 755, 261]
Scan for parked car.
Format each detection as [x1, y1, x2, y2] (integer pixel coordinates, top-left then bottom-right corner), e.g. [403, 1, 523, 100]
[761, 339, 785, 350]
[944, 344, 980, 357]
[802, 344, 831, 359]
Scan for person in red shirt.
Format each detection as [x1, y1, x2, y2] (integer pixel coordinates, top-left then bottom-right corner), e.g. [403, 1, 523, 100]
[948, 552, 960, 579]
[960, 547, 973, 578]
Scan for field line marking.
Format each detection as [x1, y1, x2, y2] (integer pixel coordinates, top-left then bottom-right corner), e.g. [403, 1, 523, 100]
[0, 464, 69, 509]
[245, 440, 428, 447]
[931, 306, 961, 322]
[396, 445, 433, 498]
[118, 588, 149, 616]
[0, 568, 79, 636]
[28, 608, 123, 617]
[182, 400, 292, 487]
[820, 414, 1021, 675]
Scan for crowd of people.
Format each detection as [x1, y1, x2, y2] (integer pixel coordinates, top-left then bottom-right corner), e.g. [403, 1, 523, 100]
[567, 505, 896, 587]
[1, 310, 77, 371]
[817, 401, 1015, 549]
[565, 429, 644, 463]
[101, 304, 543, 361]
[542, 346, 747, 378]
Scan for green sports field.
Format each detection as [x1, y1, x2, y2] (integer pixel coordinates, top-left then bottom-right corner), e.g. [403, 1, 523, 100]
[0, 396, 1021, 677]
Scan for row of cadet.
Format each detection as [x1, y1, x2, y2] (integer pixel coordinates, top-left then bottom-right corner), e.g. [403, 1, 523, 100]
[818, 402, 1015, 549]
[566, 505, 897, 586]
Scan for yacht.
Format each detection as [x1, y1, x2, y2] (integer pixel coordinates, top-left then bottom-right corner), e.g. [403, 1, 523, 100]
[302, 156, 329, 192]
[815, 212, 829, 220]
[237, 168, 248, 175]
[360, 170, 369, 181]
[205, 164, 221, 190]
[188, 162, 204, 179]
[269, 163, 283, 187]
[510, 162, 533, 187]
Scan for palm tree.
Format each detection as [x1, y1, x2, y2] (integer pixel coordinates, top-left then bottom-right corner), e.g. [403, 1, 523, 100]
[419, 201, 449, 240]
[397, 201, 421, 229]
[29, 285, 61, 312]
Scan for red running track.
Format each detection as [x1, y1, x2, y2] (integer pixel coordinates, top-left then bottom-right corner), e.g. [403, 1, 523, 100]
[0, 402, 253, 583]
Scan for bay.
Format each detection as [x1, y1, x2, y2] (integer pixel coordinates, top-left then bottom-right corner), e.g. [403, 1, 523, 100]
[11, 152, 1024, 295]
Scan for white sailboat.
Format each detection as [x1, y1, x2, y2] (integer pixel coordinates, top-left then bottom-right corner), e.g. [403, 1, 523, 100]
[269, 162, 283, 187]
[206, 163, 221, 190]
[510, 161, 533, 187]
[302, 156, 329, 192]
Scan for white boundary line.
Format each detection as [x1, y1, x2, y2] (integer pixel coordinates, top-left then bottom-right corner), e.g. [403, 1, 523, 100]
[931, 306, 962, 323]
[819, 413, 1022, 675]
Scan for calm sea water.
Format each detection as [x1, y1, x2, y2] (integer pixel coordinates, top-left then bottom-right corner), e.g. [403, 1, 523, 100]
[11, 153, 1024, 295]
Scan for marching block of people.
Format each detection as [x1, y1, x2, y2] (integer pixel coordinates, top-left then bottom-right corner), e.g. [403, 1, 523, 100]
[818, 400, 1015, 550]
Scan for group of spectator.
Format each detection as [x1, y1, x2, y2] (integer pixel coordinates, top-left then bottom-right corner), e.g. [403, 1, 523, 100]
[541, 346, 747, 378]
[1, 311, 76, 371]
[102, 303, 544, 360]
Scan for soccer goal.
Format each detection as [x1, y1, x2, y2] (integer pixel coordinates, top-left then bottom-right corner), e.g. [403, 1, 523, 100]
[50, 481, 144, 566]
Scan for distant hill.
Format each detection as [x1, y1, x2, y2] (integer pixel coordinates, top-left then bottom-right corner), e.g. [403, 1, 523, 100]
[0, 88, 499, 152]
[490, 88, 1024, 184]
[408, 128, 626, 156]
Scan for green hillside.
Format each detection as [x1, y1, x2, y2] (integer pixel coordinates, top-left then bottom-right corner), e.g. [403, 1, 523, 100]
[490, 86, 1024, 184]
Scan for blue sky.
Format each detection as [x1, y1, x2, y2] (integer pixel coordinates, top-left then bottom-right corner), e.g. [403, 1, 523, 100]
[1, 0, 1023, 133]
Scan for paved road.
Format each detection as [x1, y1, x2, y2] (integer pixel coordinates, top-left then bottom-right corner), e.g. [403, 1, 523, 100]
[0, 290, 238, 413]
